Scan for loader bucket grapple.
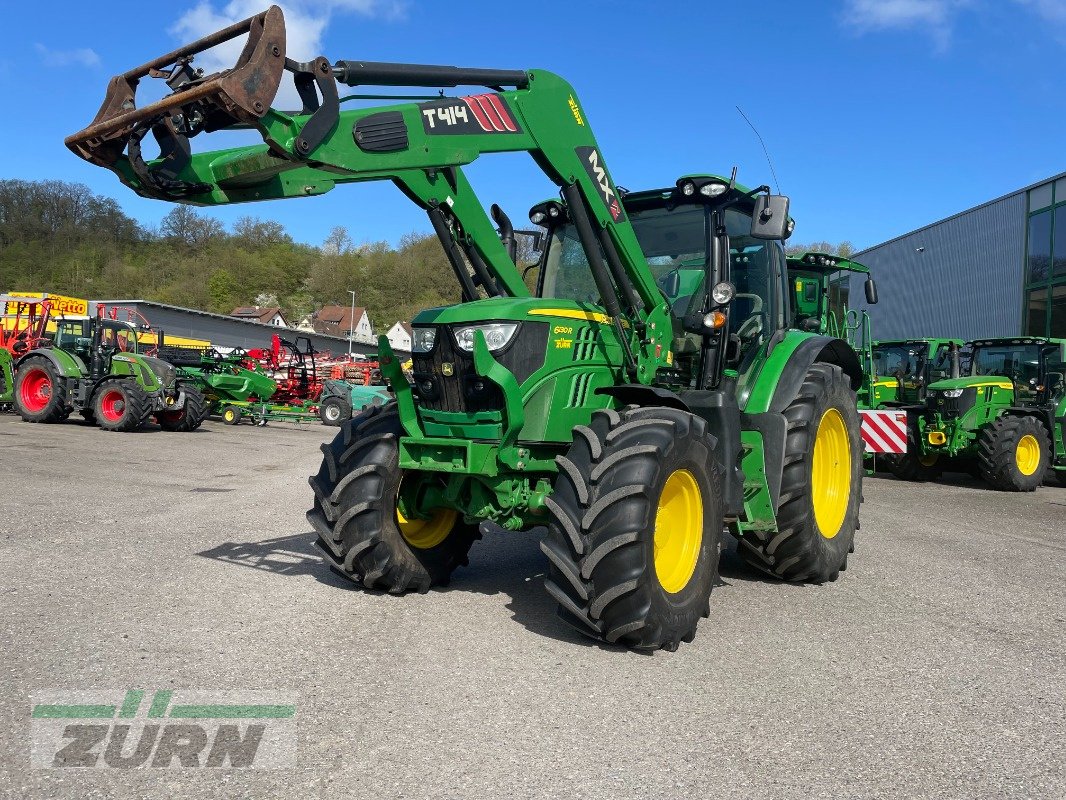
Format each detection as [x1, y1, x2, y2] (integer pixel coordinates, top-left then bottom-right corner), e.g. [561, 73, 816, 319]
[69, 6, 867, 651]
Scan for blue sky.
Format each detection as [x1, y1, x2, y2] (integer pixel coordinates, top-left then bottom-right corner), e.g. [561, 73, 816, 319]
[1, 0, 1063, 251]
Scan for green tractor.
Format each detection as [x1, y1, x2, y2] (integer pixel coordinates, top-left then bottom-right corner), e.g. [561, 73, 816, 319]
[12, 311, 207, 432]
[68, 6, 866, 650]
[902, 337, 1066, 488]
[871, 338, 964, 408]
[787, 252, 879, 406]
[0, 348, 13, 410]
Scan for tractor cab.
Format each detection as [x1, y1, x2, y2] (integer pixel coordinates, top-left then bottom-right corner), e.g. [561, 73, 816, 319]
[961, 338, 1066, 407]
[872, 338, 963, 406]
[533, 175, 793, 388]
[54, 317, 142, 361]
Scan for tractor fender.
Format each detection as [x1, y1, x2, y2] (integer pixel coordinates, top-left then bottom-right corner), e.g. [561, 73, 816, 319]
[1000, 406, 1057, 440]
[14, 347, 85, 379]
[767, 335, 864, 414]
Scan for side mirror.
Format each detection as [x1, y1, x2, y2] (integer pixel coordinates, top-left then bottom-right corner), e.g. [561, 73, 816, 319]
[865, 277, 879, 305]
[660, 270, 681, 298]
[750, 194, 790, 240]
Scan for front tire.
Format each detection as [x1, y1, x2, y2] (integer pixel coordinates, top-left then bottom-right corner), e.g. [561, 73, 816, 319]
[543, 407, 721, 651]
[156, 386, 207, 432]
[737, 362, 861, 582]
[319, 397, 351, 427]
[94, 380, 149, 432]
[13, 357, 67, 423]
[977, 415, 1049, 492]
[308, 404, 478, 593]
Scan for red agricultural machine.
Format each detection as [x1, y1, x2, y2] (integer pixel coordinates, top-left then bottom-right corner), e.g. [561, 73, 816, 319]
[1, 296, 53, 356]
[247, 334, 324, 404]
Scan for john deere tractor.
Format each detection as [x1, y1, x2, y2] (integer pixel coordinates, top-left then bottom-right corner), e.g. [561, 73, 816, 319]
[903, 337, 1066, 489]
[13, 311, 207, 432]
[872, 338, 964, 408]
[68, 5, 865, 650]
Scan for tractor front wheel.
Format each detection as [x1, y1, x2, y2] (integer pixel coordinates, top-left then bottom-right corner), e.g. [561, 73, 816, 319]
[543, 406, 721, 651]
[737, 362, 861, 582]
[157, 385, 207, 432]
[977, 415, 1049, 491]
[94, 380, 149, 432]
[13, 357, 67, 423]
[319, 396, 351, 427]
[308, 404, 478, 592]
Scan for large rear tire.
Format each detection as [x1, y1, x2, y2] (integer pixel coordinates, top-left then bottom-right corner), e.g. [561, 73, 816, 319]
[977, 415, 1049, 492]
[308, 404, 479, 593]
[94, 380, 149, 432]
[156, 385, 207, 432]
[737, 362, 861, 582]
[543, 407, 721, 651]
[13, 357, 68, 423]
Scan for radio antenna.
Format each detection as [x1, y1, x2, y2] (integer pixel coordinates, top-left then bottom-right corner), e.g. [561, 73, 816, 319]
[736, 106, 781, 194]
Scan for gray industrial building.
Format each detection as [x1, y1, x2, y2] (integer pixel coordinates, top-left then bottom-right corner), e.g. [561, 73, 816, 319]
[849, 170, 1066, 341]
[97, 300, 369, 357]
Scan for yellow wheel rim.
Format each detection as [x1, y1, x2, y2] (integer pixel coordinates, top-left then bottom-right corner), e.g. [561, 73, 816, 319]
[812, 408, 852, 539]
[224, 409, 235, 422]
[653, 469, 703, 594]
[1015, 434, 1041, 476]
[396, 504, 456, 550]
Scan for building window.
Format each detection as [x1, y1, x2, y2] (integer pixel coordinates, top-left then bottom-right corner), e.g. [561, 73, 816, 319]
[1026, 287, 1048, 336]
[1024, 176, 1066, 337]
[1028, 210, 1052, 282]
[1051, 284, 1066, 339]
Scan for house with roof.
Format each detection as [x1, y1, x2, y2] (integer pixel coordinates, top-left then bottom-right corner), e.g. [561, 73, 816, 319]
[312, 304, 375, 345]
[386, 321, 413, 352]
[230, 306, 288, 327]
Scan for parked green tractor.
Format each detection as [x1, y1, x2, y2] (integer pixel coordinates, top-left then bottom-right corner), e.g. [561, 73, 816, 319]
[318, 379, 391, 426]
[12, 312, 207, 432]
[871, 338, 964, 407]
[902, 336, 1066, 488]
[0, 349, 13, 409]
[68, 5, 866, 650]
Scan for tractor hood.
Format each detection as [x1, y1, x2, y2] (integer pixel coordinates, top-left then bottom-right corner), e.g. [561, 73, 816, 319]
[927, 376, 1013, 392]
[413, 297, 617, 327]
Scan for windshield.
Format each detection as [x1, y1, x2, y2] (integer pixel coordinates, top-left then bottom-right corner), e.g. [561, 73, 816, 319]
[539, 203, 774, 342]
[971, 344, 1042, 383]
[873, 342, 928, 379]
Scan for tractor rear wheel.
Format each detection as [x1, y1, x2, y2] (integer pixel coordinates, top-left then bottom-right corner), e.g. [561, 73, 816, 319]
[308, 404, 479, 593]
[737, 362, 861, 582]
[94, 380, 149, 432]
[319, 396, 351, 427]
[14, 357, 67, 423]
[543, 406, 721, 651]
[157, 385, 207, 432]
[977, 415, 1049, 492]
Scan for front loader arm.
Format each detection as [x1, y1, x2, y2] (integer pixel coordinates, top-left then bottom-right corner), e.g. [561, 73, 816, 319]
[66, 5, 673, 376]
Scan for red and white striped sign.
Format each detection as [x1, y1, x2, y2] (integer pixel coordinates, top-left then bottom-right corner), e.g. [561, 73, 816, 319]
[859, 409, 908, 454]
[461, 94, 519, 132]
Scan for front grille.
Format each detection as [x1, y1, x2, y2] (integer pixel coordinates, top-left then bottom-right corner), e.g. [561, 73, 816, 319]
[926, 388, 977, 420]
[411, 322, 548, 413]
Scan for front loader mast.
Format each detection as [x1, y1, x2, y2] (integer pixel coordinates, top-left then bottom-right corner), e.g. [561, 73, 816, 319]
[66, 4, 676, 383]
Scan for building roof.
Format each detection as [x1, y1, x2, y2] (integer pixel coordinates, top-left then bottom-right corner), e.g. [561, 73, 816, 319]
[94, 299, 351, 345]
[230, 306, 285, 324]
[856, 169, 1066, 258]
[312, 305, 368, 336]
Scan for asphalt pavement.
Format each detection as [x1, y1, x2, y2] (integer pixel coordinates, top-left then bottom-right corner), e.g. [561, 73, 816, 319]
[0, 412, 1063, 799]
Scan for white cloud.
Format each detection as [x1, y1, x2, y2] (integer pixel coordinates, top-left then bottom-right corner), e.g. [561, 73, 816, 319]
[1015, 0, 1066, 29]
[841, 0, 971, 48]
[34, 43, 101, 68]
[171, 0, 406, 107]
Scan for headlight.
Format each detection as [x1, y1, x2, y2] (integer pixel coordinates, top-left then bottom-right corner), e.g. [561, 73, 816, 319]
[411, 327, 437, 353]
[680, 181, 696, 196]
[699, 181, 728, 197]
[711, 281, 736, 305]
[941, 388, 964, 398]
[454, 323, 518, 352]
